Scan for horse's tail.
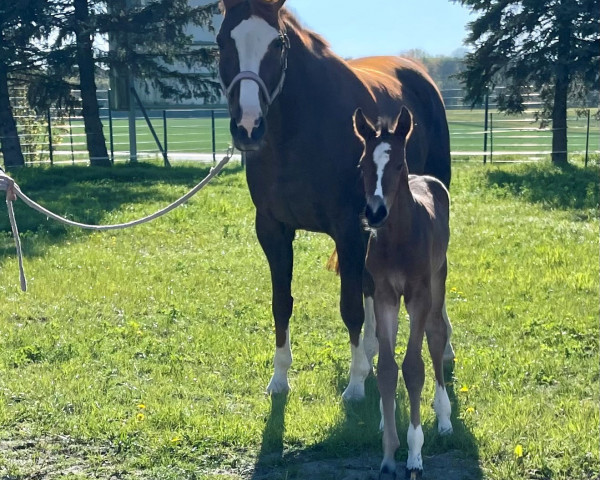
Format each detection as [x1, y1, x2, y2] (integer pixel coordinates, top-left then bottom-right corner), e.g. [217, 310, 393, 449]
[326, 248, 340, 274]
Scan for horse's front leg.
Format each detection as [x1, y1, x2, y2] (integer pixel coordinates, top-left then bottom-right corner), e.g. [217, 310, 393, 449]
[256, 213, 295, 394]
[336, 231, 370, 401]
[402, 283, 431, 479]
[373, 281, 401, 479]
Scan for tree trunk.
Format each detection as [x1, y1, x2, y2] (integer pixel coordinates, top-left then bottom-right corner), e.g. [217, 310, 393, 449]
[551, 4, 571, 167]
[551, 76, 568, 167]
[0, 37, 25, 168]
[74, 0, 111, 167]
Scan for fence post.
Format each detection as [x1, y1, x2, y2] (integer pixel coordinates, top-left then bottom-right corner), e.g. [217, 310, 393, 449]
[211, 109, 216, 164]
[128, 81, 137, 163]
[489, 113, 493, 163]
[68, 114, 75, 164]
[585, 109, 590, 168]
[483, 93, 489, 164]
[47, 109, 54, 166]
[163, 110, 168, 167]
[107, 90, 115, 165]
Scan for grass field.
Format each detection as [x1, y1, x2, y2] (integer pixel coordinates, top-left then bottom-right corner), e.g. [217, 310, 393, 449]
[20, 108, 600, 165]
[0, 160, 598, 479]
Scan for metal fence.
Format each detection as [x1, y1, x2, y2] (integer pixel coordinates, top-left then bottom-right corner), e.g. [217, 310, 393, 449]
[2, 87, 598, 167]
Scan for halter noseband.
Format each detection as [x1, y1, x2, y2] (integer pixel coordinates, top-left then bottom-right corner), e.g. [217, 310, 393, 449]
[220, 30, 290, 108]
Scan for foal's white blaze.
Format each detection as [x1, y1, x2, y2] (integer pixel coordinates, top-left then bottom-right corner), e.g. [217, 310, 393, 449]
[230, 16, 279, 136]
[267, 328, 292, 393]
[406, 423, 424, 471]
[373, 142, 392, 197]
[434, 382, 453, 434]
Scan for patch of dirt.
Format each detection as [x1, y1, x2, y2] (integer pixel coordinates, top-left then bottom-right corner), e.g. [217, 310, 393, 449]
[0, 436, 480, 480]
[246, 450, 481, 480]
[0, 436, 137, 480]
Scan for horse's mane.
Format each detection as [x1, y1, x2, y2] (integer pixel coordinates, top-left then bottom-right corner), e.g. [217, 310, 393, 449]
[279, 8, 331, 56]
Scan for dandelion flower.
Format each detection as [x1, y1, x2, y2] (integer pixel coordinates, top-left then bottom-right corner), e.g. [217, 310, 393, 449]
[514, 444, 524, 458]
[136, 413, 145, 422]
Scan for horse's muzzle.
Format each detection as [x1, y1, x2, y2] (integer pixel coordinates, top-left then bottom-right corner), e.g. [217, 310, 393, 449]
[365, 196, 388, 228]
[230, 117, 266, 151]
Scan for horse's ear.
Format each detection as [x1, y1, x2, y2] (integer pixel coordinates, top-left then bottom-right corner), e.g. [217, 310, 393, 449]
[222, 0, 245, 11]
[353, 108, 376, 141]
[393, 106, 413, 142]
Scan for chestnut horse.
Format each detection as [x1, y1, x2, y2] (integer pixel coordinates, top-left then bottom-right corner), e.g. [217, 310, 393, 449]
[354, 106, 453, 480]
[217, 0, 452, 400]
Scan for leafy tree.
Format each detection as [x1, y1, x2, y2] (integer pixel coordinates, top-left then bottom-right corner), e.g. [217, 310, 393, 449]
[27, 0, 220, 166]
[455, 0, 600, 165]
[0, 0, 52, 168]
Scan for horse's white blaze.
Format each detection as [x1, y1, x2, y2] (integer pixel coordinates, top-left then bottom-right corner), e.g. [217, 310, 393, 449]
[373, 142, 391, 198]
[434, 382, 453, 434]
[342, 336, 371, 401]
[406, 423, 424, 471]
[230, 16, 279, 136]
[267, 328, 292, 393]
[363, 296, 378, 367]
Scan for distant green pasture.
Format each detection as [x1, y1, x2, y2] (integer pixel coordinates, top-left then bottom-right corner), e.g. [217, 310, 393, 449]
[28, 108, 600, 165]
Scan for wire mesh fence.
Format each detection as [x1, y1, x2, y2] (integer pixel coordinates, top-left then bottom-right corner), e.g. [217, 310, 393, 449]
[1, 87, 598, 168]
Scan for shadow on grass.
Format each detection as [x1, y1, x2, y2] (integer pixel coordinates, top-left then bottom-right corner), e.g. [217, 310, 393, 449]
[0, 161, 244, 259]
[251, 363, 482, 480]
[485, 163, 599, 212]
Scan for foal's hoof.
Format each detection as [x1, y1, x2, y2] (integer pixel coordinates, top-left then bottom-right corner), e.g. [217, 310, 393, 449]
[405, 468, 423, 480]
[379, 464, 396, 480]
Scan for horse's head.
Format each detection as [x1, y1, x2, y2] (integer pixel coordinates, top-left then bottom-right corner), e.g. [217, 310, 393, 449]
[218, 0, 289, 151]
[354, 107, 413, 228]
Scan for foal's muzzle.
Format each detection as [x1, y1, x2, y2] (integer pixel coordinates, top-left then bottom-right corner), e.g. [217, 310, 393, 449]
[365, 196, 388, 227]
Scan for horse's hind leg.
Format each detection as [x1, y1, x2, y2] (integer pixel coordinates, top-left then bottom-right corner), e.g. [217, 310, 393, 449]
[256, 213, 295, 394]
[442, 301, 455, 364]
[426, 263, 453, 435]
[336, 231, 370, 401]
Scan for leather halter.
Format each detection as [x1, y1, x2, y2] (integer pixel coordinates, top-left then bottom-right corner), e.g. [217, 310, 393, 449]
[220, 30, 290, 108]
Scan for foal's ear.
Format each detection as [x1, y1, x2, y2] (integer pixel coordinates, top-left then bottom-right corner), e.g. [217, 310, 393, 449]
[353, 108, 376, 141]
[393, 106, 413, 142]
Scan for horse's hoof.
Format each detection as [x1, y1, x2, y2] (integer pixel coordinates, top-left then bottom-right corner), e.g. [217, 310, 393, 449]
[405, 468, 423, 480]
[439, 424, 454, 436]
[341, 382, 365, 402]
[266, 377, 290, 395]
[379, 464, 396, 480]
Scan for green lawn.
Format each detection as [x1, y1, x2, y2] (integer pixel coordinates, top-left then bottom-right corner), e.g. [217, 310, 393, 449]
[0, 161, 598, 479]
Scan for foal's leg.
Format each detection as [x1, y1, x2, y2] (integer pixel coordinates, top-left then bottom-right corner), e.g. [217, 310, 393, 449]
[256, 213, 295, 394]
[336, 232, 370, 401]
[442, 301, 455, 363]
[403, 284, 431, 478]
[373, 282, 401, 477]
[426, 263, 453, 435]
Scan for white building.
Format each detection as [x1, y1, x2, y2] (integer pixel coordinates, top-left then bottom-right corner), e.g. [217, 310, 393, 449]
[110, 0, 224, 109]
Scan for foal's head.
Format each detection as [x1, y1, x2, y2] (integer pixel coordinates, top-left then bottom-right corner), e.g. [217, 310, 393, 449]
[354, 107, 413, 228]
[218, 0, 289, 151]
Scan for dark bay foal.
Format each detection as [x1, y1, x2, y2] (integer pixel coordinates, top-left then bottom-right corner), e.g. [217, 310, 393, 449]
[354, 107, 454, 480]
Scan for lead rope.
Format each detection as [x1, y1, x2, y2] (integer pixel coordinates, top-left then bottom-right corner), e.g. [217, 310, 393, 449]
[1, 150, 233, 292]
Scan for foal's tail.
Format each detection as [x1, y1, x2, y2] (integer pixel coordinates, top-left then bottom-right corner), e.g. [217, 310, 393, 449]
[326, 248, 340, 274]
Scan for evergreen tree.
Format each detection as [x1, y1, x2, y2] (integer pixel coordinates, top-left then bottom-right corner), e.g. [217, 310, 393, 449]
[455, 0, 600, 165]
[0, 0, 51, 168]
